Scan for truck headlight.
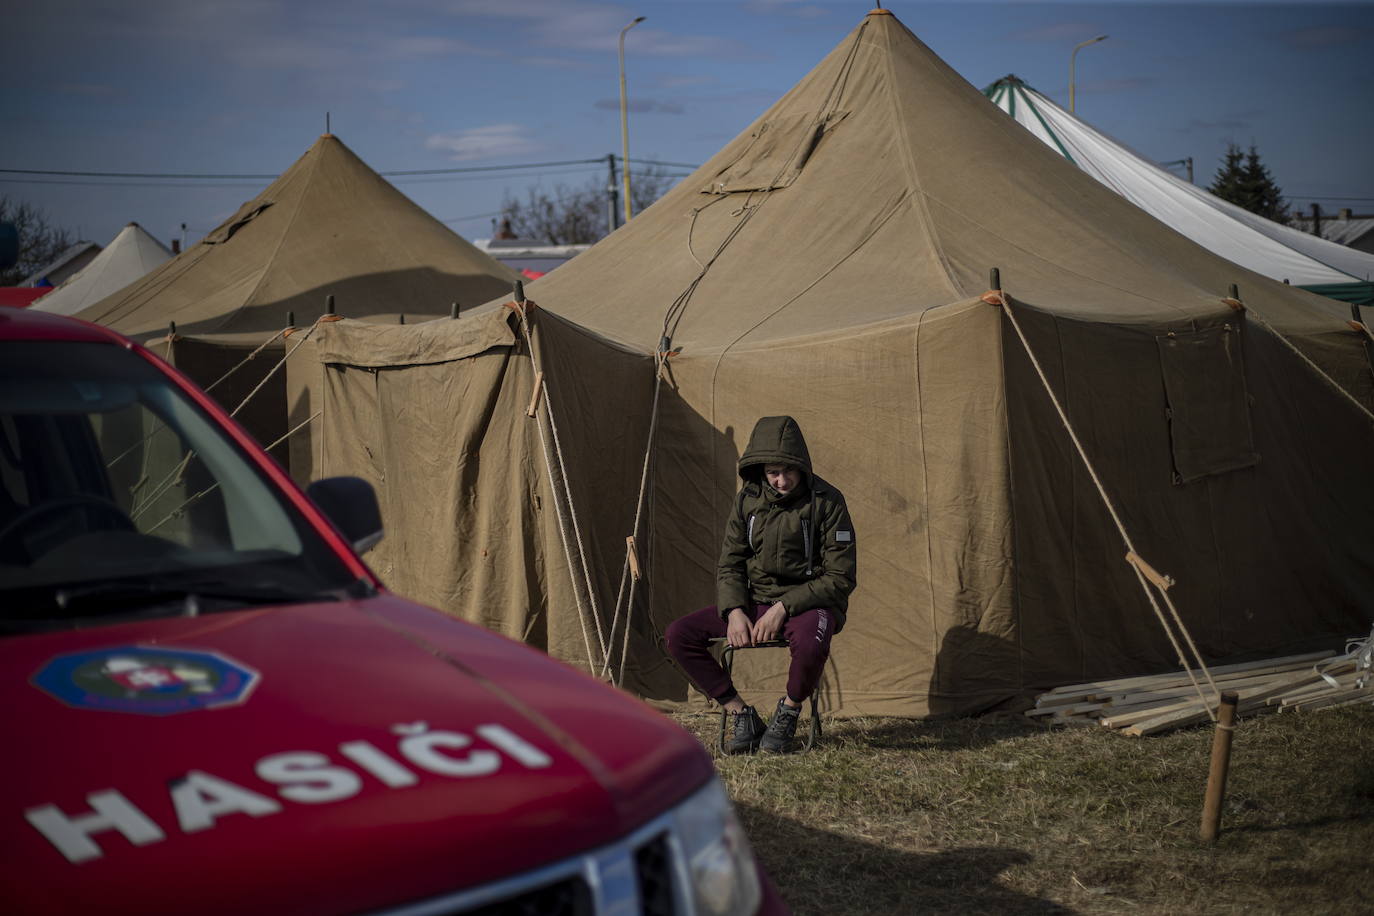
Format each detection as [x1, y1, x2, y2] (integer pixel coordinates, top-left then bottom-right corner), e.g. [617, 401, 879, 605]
[671, 779, 762, 916]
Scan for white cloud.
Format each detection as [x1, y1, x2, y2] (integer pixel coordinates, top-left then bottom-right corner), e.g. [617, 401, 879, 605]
[425, 124, 543, 161]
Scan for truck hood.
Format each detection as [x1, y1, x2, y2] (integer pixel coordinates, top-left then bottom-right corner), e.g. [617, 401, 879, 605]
[2, 594, 713, 914]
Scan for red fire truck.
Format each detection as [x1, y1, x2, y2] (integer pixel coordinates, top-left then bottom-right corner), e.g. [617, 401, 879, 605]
[0, 308, 785, 915]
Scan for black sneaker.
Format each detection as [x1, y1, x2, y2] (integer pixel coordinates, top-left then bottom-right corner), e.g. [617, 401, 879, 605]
[727, 706, 766, 755]
[760, 698, 801, 753]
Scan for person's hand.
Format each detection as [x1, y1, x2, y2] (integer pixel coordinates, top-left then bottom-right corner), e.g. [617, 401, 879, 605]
[751, 602, 787, 643]
[726, 608, 753, 648]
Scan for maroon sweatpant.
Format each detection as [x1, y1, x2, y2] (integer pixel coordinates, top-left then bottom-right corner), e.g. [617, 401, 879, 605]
[665, 604, 834, 705]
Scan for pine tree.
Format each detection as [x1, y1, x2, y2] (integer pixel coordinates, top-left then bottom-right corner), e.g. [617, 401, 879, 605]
[1208, 143, 1289, 224]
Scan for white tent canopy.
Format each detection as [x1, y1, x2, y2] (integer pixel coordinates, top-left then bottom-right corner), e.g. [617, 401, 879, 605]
[32, 223, 172, 316]
[986, 76, 1374, 304]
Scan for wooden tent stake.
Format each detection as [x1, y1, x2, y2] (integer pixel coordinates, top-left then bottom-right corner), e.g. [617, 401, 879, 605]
[1200, 691, 1239, 842]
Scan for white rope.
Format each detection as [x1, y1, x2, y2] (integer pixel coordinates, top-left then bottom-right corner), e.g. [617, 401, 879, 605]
[229, 320, 320, 419]
[997, 292, 1222, 716]
[512, 305, 602, 675]
[130, 451, 193, 520]
[1244, 307, 1374, 424]
[1316, 624, 1374, 690]
[143, 410, 321, 536]
[601, 348, 668, 684]
[203, 327, 288, 395]
[107, 326, 291, 476]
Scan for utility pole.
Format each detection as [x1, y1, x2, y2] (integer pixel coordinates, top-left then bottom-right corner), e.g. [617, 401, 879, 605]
[606, 153, 620, 236]
[1311, 202, 1323, 237]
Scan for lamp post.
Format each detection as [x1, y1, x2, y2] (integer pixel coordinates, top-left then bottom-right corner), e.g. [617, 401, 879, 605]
[1069, 34, 1108, 113]
[619, 15, 645, 225]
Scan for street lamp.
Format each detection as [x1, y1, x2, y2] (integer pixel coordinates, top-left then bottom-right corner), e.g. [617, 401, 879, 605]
[1069, 34, 1108, 113]
[619, 15, 645, 225]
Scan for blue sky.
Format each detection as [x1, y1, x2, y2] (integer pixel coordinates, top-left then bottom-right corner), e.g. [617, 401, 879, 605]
[2, 1, 1371, 249]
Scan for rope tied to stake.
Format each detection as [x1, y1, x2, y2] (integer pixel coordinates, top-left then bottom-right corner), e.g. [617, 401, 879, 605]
[511, 297, 609, 677]
[992, 281, 1222, 718]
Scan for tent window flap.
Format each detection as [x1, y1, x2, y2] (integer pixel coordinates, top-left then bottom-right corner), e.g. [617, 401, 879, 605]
[700, 111, 845, 194]
[1156, 324, 1260, 484]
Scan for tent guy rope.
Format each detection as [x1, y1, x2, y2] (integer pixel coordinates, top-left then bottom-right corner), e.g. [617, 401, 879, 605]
[989, 285, 1223, 717]
[511, 298, 606, 676]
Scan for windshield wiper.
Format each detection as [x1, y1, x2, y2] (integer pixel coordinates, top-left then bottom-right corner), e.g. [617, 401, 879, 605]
[52, 579, 344, 613]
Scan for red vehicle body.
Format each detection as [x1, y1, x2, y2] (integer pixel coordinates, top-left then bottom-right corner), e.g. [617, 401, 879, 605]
[0, 309, 785, 915]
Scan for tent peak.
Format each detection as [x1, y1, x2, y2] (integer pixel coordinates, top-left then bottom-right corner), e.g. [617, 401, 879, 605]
[866, 7, 893, 15]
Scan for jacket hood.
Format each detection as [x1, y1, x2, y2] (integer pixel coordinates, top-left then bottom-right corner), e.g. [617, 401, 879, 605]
[739, 415, 813, 485]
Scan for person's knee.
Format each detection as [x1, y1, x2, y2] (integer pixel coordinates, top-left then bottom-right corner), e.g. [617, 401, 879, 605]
[664, 616, 694, 656]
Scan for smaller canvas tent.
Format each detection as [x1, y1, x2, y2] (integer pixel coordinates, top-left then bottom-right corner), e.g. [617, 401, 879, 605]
[32, 223, 172, 316]
[985, 76, 1374, 306]
[75, 133, 520, 478]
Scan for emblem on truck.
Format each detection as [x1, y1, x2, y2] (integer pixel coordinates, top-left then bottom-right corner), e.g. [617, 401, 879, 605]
[32, 646, 259, 716]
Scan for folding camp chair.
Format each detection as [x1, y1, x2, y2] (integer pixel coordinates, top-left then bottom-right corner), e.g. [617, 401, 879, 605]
[713, 638, 822, 753]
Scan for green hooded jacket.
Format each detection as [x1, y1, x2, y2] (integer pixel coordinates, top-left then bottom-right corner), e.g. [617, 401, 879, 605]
[716, 416, 857, 630]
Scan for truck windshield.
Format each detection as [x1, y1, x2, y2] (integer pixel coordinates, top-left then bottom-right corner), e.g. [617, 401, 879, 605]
[0, 341, 359, 632]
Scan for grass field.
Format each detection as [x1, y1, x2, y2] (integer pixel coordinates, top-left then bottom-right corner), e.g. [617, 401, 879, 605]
[670, 706, 1374, 915]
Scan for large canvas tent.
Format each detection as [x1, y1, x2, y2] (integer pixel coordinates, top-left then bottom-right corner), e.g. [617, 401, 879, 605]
[75, 133, 519, 475]
[32, 222, 172, 317]
[985, 75, 1374, 306]
[311, 9, 1374, 717]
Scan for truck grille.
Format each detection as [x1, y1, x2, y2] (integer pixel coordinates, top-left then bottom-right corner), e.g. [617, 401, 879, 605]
[634, 833, 674, 916]
[460, 875, 593, 916]
[371, 817, 690, 916]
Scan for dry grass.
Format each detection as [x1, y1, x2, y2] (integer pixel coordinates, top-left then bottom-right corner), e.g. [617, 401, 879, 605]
[670, 706, 1374, 915]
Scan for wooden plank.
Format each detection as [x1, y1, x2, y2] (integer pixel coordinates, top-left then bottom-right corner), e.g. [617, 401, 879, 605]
[1119, 683, 1293, 736]
[1038, 650, 1335, 696]
[1092, 669, 1325, 708]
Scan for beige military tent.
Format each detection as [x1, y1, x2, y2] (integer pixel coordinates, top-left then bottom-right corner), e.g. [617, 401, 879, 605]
[75, 133, 519, 475]
[310, 9, 1374, 717]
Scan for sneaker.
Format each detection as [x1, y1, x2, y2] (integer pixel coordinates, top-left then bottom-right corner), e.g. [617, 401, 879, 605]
[727, 706, 766, 755]
[760, 697, 802, 753]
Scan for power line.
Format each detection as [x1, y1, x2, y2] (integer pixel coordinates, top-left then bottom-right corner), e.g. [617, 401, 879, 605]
[0, 155, 699, 183]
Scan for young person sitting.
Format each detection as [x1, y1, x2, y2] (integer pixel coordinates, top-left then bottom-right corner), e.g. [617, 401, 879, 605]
[666, 415, 856, 753]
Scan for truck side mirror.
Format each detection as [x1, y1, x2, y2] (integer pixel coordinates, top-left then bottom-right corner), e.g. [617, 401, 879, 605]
[306, 476, 384, 555]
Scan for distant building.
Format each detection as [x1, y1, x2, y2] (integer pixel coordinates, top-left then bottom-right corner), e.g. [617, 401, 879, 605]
[22, 241, 101, 287]
[1291, 207, 1374, 258]
[473, 236, 590, 279]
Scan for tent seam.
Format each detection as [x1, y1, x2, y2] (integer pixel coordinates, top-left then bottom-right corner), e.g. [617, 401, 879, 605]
[220, 147, 319, 333]
[880, 17, 963, 300]
[914, 307, 940, 692]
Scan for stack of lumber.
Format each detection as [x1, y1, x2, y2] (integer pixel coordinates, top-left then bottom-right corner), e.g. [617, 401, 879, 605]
[1026, 649, 1374, 737]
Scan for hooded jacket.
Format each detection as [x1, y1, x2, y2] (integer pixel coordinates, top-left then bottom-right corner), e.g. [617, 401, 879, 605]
[716, 416, 856, 631]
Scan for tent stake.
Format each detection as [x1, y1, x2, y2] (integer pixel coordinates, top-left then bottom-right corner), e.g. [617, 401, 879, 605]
[1199, 690, 1239, 843]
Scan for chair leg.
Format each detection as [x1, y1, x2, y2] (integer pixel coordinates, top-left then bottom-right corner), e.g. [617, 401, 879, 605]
[717, 646, 735, 755]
